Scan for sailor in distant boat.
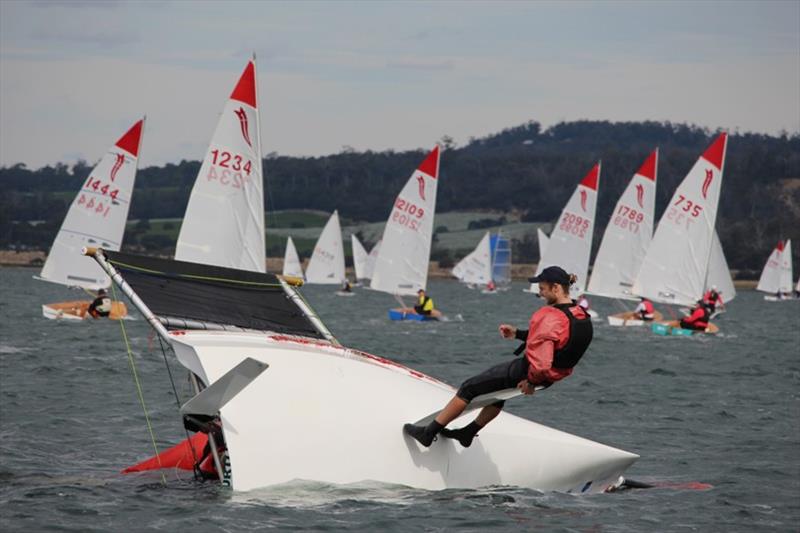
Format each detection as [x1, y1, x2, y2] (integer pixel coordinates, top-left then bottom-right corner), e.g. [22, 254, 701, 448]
[701, 286, 724, 314]
[403, 266, 593, 448]
[342, 279, 353, 293]
[87, 289, 112, 318]
[635, 297, 655, 321]
[679, 303, 710, 331]
[413, 289, 435, 316]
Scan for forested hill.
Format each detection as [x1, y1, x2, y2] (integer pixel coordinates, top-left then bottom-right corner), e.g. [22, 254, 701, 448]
[2, 120, 799, 272]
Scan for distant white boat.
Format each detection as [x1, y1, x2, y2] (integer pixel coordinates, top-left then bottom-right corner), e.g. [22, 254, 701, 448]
[305, 211, 346, 285]
[531, 163, 600, 296]
[537, 227, 549, 262]
[282, 236, 304, 280]
[363, 239, 382, 281]
[40, 119, 145, 321]
[351, 234, 369, 283]
[452, 231, 493, 287]
[757, 239, 795, 300]
[175, 58, 265, 273]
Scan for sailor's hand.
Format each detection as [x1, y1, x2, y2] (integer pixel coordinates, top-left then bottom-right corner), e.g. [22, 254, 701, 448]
[517, 379, 536, 395]
[499, 324, 516, 339]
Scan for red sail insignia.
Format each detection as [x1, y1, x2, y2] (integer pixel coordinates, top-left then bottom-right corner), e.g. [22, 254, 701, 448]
[635, 183, 644, 208]
[417, 175, 426, 201]
[234, 107, 252, 147]
[110, 153, 125, 182]
[580, 189, 587, 212]
[702, 169, 713, 199]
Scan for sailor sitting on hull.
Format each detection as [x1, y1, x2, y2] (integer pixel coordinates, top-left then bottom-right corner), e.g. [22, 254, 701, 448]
[414, 289, 434, 316]
[635, 297, 655, 321]
[87, 288, 112, 319]
[403, 266, 593, 448]
[679, 303, 710, 331]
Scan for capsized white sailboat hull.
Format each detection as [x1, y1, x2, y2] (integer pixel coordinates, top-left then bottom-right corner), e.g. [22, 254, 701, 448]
[170, 331, 638, 493]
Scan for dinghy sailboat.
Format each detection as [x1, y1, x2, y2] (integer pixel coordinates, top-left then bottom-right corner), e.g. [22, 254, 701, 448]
[305, 211, 347, 288]
[83, 246, 639, 493]
[490, 232, 512, 290]
[281, 236, 304, 280]
[175, 58, 265, 273]
[370, 146, 443, 320]
[363, 239, 382, 281]
[531, 163, 600, 296]
[587, 150, 663, 326]
[757, 239, 794, 300]
[39, 119, 145, 320]
[632, 133, 729, 335]
[451, 231, 493, 289]
[351, 234, 369, 283]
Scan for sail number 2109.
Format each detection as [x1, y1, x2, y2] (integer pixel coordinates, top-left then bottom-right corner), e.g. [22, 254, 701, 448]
[391, 198, 425, 231]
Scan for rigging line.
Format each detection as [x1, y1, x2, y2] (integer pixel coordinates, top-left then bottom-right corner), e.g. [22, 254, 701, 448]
[110, 281, 167, 486]
[292, 287, 339, 345]
[156, 335, 202, 482]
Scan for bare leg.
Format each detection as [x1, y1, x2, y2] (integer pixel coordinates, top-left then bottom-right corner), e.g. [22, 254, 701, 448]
[433, 396, 468, 426]
[474, 404, 502, 427]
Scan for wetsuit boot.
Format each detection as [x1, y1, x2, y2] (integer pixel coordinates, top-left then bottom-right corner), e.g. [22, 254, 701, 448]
[403, 420, 443, 447]
[440, 421, 483, 448]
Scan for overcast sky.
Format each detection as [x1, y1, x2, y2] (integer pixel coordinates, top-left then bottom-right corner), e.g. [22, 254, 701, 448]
[1, 0, 798, 169]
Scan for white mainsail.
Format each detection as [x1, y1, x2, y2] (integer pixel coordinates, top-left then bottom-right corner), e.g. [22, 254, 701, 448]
[632, 133, 728, 307]
[705, 231, 736, 303]
[175, 58, 265, 273]
[371, 146, 441, 297]
[534, 163, 600, 295]
[779, 239, 794, 292]
[756, 240, 786, 294]
[282, 236, 304, 280]
[39, 119, 145, 290]
[363, 240, 382, 281]
[351, 234, 369, 281]
[305, 211, 346, 285]
[452, 231, 492, 285]
[588, 150, 657, 300]
[537, 228, 549, 260]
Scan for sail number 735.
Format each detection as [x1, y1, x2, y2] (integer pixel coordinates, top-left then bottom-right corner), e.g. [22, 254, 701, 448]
[666, 195, 704, 230]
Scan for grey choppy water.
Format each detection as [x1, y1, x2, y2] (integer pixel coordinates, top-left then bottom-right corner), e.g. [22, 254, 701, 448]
[1, 266, 798, 531]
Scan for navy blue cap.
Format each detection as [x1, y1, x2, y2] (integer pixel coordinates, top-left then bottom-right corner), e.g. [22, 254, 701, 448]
[528, 266, 570, 285]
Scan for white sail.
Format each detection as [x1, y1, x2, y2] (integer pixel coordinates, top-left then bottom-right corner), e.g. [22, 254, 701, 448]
[632, 133, 728, 307]
[371, 146, 441, 297]
[779, 239, 793, 292]
[534, 163, 600, 295]
[175, 59, 265, 272]
[305, 211, 346, 285]
[537, 228, 549, 260]
[452, 231, 492, 285]
[351, 234, 369, 281]
[363, 240, 382, 281]
[39, 119, 145, 290]
[588, 150, 657, 300]
[756, 240, 786, 294]
[282, 236, 304, 280]
[705, 231, 736, 303]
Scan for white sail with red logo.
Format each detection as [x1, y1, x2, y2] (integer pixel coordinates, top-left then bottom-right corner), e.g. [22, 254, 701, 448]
[176, 58, 265, 272]
[452, 231, 492, 286]
[39, 119, 145, 291]
[282, 236, 304, 280]
[632, 133, 728, 306]
[756, 240, 786, 294]
[534, 163, 600, 295]
[305, 211, 346, 285]
[371, 146, 440, 297]
[351, 234, 369, 282]
[588, 150, 657, 300]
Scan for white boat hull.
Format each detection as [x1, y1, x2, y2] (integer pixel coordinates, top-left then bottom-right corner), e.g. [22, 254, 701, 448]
[170, 331, 638, 494]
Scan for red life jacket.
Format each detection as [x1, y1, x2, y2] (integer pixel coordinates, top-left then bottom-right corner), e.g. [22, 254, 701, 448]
[685, 306, 709, 328]
[642, 300, 654, 315]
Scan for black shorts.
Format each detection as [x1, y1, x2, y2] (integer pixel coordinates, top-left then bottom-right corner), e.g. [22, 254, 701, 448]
[456, 357, 530, 406]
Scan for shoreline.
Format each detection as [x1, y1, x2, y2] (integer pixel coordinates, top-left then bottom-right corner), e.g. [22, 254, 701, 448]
[2, 251, 760, 287]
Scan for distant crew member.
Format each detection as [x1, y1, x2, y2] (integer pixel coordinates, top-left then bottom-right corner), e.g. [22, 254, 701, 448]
[87, 288, 112, 319]
[486, 279, 496, 292]
[635, 297, 655, 321]
[341, 279, 353, 293]
[403, 267, 592, 448]
[701, 286, 724, 313]
[680, 303, 710, 331]
[414, 289, 434, 316]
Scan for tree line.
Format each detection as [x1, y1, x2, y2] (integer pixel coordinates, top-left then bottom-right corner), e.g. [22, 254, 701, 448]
[2, 119, 798, 276]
